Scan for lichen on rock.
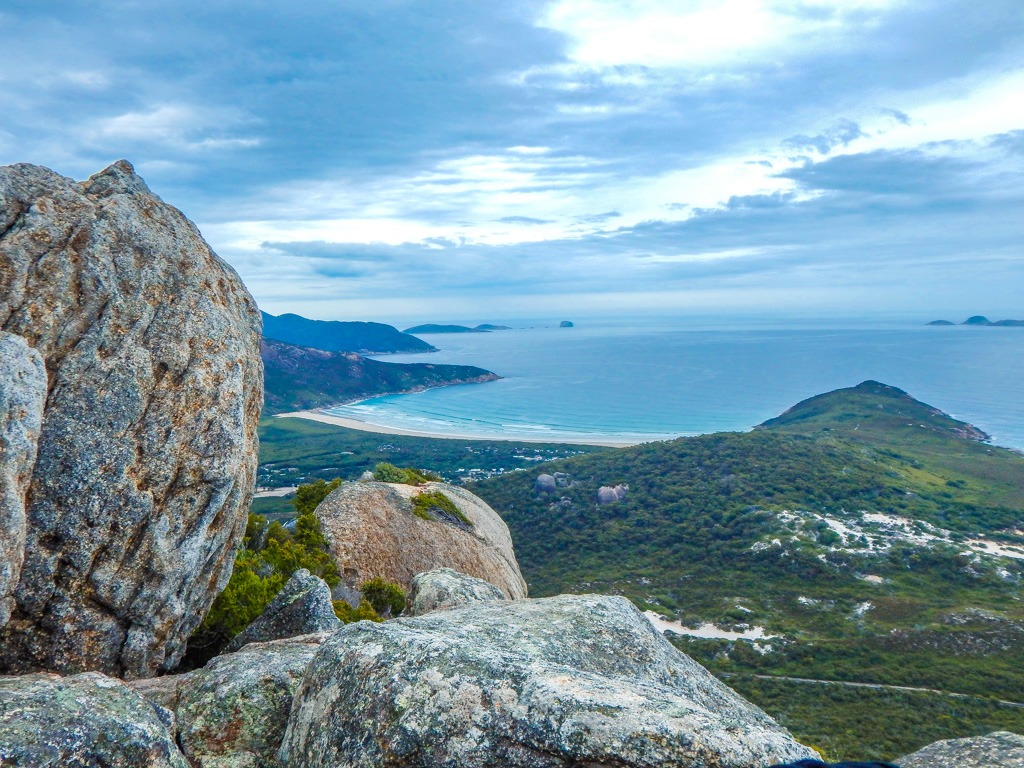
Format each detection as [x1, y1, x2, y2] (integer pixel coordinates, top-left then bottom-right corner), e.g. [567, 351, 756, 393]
[0, 160, 263, 679]
[408, 567, 506, 616]
[279, 593, 814, 768]
[899, 730, 1024, 767]
[0, 671, 188, 767]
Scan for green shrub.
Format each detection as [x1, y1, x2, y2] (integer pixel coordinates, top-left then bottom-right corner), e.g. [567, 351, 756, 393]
[360, 577, 407, 616]
[294, 478, 343, 515]
[333, 599, 383, 623]
[411, 490, 472, 527]
[373, 462, 441, 485]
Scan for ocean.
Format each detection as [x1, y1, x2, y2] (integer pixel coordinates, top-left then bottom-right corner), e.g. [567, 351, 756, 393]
[323, 320, 1024, 449]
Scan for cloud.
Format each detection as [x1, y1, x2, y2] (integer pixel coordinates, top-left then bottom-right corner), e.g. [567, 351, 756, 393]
[783, 119, 866, 154]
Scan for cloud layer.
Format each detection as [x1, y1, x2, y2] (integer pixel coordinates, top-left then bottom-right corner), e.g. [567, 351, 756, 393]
[2, 0, 1021, 320]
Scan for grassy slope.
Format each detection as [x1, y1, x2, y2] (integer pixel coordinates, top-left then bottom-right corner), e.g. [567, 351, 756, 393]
[467, 381, 1024, 759]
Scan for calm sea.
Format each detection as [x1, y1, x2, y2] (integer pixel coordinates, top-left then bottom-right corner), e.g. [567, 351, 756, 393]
[323, 321, 1024, 449]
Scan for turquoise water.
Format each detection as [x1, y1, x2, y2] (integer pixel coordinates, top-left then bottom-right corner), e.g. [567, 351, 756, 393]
[323, 322, 1024, 449]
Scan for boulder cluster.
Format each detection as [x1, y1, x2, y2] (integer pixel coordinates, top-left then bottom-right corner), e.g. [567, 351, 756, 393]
[0, 162, 1017, 767]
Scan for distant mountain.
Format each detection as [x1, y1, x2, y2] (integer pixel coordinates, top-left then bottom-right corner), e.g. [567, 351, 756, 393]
[470, 381, 1024, 754]
[261, 312, 435, 354]
[927, 316, 1024, 327]
[261, 337, 499, 414]
[474, 324, 512, 331]
[404, 324, 487, 334]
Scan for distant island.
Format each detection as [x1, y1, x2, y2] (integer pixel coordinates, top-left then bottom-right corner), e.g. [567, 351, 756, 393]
[927, 315, 1024, 327]
[262, 311, 436, 353]
[559, 320, 574, 328]
[404, 323, 511, 334]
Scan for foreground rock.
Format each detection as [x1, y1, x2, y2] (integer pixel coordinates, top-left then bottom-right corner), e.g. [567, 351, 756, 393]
[137, 633, 329, 768]
[0, 333, 46, 627]
[899, 730, 1024, 767]
[279, 594, 813, 768]
[226, 568, 341, 652]
[0, 671, 188, 767]
[315, 481, 527, 599]
[409, 567, 506, 615]
[0, 161, 263, 678]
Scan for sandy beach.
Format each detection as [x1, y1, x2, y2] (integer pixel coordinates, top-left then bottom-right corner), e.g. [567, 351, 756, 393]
[273, 410, 642, 447]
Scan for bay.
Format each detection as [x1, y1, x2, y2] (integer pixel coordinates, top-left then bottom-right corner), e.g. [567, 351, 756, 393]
[323, 321, 1024, 449]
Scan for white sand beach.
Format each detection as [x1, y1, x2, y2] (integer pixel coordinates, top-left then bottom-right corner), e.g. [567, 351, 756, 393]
[273, 410, 641, 447]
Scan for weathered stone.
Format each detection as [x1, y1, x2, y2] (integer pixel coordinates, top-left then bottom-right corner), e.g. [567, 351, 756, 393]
[315, 481, 527, 599]
[0, 161, 263, 678]
[226, 568, 341, 652]
[899, 730, 1024, 767]
[132, 633, 329, 768]
[0, 332, 45, 627]
[0, 671, 188, 767]
[534, 473, 556, 494]
[409, 567, 506, 616]
[597, 483, 629, 504]
[279, 594, 814, 768]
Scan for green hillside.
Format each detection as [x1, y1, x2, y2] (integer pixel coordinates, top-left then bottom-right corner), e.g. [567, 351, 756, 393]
[468, 381, 1024, 759]
[261, 311, 435, 353]
[262, 337, 499, 414]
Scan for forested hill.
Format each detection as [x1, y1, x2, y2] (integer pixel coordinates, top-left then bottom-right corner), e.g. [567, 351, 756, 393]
[262, 337, 498, 414]
[262, 311, 435, 354]
[468, 382, 1024, 756]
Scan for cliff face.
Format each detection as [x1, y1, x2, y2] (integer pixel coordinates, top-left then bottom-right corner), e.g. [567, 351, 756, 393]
[0, 161, 263, 678]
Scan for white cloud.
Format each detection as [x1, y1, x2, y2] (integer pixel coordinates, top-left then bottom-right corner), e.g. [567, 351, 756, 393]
[89, 104, 260, 152]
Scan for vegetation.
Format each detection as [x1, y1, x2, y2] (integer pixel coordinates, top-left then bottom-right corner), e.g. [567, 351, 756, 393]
[373, 462, 441, 485]
[261, 336, 498, 414]
[256, 416, 604, 490]
[411, 490, 471, 527]
[359, 577, 408, 617]
[467, 381, 1024, 756]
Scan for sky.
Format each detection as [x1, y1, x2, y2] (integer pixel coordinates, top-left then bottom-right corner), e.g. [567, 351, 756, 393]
[2, 0, 1022, 323]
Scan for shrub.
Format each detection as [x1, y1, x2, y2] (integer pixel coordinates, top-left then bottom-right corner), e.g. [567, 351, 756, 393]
[360, 577, 407, 617]
[411, 489, 472, 528]
[374, 462, 442, 485]
[333, 599, 383, 623]
[294, 478, 343, 515]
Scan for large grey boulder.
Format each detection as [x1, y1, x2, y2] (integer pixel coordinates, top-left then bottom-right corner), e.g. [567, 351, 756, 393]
[226, 568, 341, 652]
[0, 671, 188, 767]
[315, 481, 527, 599]
[409, 567, 506, 616]
[899, 730, 1024, 767]
[279, 594, 814, 768]
[0, 332, 46, 627]
[131, 632, 330, 768]
[0, 161, 263, 678]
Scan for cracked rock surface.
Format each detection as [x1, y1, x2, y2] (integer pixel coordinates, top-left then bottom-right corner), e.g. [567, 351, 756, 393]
[279, 593, 814, 768]
[0, 332, 45, 627]
[0, 160, 263, 679]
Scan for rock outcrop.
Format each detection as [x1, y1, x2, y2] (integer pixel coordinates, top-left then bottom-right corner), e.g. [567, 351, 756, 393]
[0, 333, 46, 627]
[0, 671, 188, 767]
[597, 483, 628, 504]
[226, 568, 341, 652]
[409, 567, 506, 616]
[131, 633, 330, 768]
[0, 161, 263, 678]
[534, 473, 557, 494]
[315, 481, 527, 599]
[899, 730, 1024, 767]
[279, 594, 814, 768]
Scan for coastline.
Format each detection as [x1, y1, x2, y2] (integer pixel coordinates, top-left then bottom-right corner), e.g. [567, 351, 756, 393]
[273, 409, 646, 447]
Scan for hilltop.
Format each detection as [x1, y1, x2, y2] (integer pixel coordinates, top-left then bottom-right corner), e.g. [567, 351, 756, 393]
[928, 316, 1024, 327]
[262, 337, 499, 414]
[403, 323, 508, 334]
[262, 311, 436, 353]
[469, 381, 1024, 758]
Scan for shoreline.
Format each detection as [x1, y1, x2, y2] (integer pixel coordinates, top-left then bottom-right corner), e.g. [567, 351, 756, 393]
[273, 410, 651, 447]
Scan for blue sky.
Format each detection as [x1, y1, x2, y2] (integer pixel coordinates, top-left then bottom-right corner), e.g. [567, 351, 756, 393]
[2, 0, 1022, 322]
